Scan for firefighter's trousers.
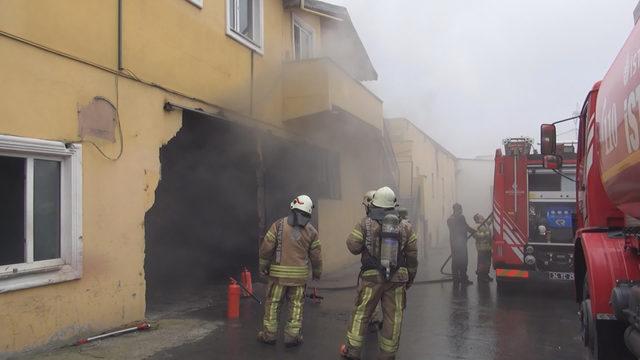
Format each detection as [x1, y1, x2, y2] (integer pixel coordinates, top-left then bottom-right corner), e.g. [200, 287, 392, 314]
[345, 279, 406, 359]
[476, 250, 492, 277]
[261, 278, 306, 339]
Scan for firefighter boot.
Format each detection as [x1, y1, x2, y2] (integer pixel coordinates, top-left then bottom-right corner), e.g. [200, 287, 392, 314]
[284, 332, 303, 348]
[461, 275, 473, 286]
[257, 331, 277, 345]
[340, 343, 362, 359]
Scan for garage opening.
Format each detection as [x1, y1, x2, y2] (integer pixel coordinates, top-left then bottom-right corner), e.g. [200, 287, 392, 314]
[145, 111, 259, 313]
[144, 110, 340, 314]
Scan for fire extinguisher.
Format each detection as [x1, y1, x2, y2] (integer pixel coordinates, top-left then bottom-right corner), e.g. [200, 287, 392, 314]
[240, 267, 253, 297]
[227, 278, 241, 319]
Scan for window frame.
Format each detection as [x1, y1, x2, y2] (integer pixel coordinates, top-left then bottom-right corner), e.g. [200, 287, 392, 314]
[226, 0, 264, 54]
[292, 14, 315, 60]
[0, 135, 82, 293]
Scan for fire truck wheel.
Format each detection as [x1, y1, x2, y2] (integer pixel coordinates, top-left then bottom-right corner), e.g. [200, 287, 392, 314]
[582, 272, 633, 360]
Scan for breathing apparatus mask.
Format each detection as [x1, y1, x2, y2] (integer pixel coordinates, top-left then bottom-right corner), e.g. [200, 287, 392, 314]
[380, 213, 401, 280]
[288, 209, 311, 227]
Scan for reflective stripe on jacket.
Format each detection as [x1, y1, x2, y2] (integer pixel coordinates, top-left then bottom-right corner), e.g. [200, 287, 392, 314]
[259, 217, 322, 286]
[473, 223, 492, 251]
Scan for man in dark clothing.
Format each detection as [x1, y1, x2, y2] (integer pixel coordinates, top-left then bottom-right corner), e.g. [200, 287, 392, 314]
[447, 203, 475, 286]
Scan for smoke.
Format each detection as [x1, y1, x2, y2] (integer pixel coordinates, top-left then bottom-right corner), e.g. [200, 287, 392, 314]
[327, 0, 637, 157]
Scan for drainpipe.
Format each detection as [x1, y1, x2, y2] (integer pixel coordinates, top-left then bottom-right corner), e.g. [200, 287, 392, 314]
[299, 0, 343, 21]
[117, 0, 123, 70]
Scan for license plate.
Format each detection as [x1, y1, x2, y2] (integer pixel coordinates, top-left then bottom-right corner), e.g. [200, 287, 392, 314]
[548, 272, 574, 281]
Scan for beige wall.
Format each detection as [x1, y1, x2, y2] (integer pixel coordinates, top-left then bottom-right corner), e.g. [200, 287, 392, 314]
[0, 0, 384, 353]
[386, 118, 457, 253]
[0, 36, 184, 353]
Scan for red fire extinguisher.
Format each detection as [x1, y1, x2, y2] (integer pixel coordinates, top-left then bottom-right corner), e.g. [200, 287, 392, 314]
[240, 267, 253, 297]
[227, 278, 241, 319]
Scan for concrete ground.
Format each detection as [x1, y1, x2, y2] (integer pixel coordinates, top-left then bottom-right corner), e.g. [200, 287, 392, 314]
[12, 245, 588, 360]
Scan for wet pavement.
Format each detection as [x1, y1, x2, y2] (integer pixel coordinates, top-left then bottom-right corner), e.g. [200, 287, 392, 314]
[150, 279, 587, 360]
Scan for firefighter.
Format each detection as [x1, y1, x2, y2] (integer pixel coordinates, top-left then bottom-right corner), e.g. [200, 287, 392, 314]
[398, 207, 408, 221]
[363, 190, 376, 216]
[257, 195, 322, 347]
[363, 190, 384, 333]
[447, 203, 475, 286]
[472, 213, 493, 282]
[340, 186, 418, 360]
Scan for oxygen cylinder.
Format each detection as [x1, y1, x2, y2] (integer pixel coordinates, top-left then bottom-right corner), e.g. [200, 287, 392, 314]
[380, 214, 400, 280]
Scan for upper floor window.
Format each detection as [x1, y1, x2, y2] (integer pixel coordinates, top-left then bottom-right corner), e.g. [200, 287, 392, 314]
[227, 0, 264, 53]
[0, 135, 82, 293]
[293, 15, 314, 60]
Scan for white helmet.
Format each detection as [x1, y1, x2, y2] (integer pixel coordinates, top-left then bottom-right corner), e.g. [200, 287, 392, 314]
[362, 190, 376, 207]
[371, 186, 396, 209]
[290, 195, 314, 215]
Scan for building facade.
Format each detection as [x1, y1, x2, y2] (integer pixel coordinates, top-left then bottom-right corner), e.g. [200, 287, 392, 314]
[0, 0, 397, 354]
[385, 118, 458, 257]
[456, 157, 494, 223]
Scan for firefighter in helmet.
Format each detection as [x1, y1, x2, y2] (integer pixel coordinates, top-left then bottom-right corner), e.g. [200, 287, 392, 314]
[447, 203, 475, 286]
[340, 186, 419, 360]
[472, 213, 493, 282]
[257, 195, 322, 347]
[362, 190, 376, 216]
[398, 207, 409, 221]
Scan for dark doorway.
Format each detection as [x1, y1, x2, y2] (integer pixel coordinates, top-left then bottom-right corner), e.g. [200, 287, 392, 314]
[144, 111, 342, 313]
[145, 112, 259, 309]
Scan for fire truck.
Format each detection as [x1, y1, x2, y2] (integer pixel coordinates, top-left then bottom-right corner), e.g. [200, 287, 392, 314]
[539, 10, 640, 360]
[492, 137, 577, 285]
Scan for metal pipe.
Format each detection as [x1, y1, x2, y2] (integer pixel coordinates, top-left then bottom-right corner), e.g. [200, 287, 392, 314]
[117, 0, 123, 70]
[75, 322, 150, 345]
[163, 101, 224, 119]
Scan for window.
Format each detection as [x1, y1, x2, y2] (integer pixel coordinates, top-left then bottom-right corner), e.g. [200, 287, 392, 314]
[528, 172, 561, 191]
[0, 135, 82, 293]
[226, 0, 263, 53]
[293, 15, 314, 60]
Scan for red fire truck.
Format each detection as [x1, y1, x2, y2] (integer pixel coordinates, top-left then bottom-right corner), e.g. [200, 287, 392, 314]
[492, 138, 577, 285]
[539, 11, 640, 360]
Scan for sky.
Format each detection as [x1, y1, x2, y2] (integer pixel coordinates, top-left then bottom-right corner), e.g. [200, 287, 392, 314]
[327, 0, 639, 158]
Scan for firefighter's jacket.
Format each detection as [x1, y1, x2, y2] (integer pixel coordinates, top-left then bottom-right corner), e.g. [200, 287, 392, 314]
[473, 223, 492, 252]
[346, 217, 418, 284]
[259, 217, 322, 286]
